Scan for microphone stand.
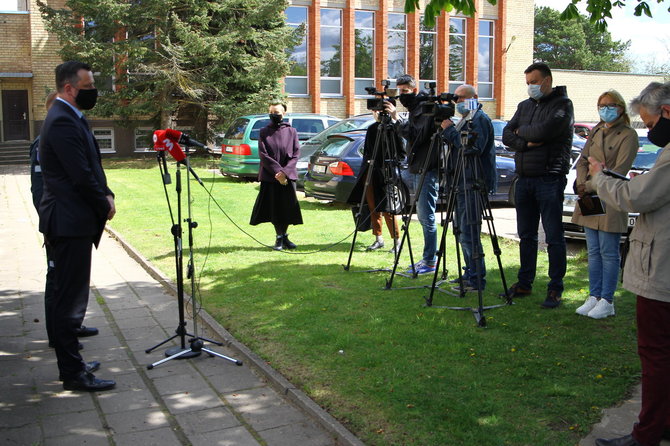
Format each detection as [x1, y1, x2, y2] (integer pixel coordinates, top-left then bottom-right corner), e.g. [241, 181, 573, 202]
[146, 146, 242, 369]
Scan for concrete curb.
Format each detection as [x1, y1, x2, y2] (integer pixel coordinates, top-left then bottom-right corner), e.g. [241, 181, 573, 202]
[105, 226, 365, 446]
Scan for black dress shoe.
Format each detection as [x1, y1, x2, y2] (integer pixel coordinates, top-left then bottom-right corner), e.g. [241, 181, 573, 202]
[59, 361, 100, 381]
[75, 326, 99, 337]
[282, 234, 296, 250]
[595, 434, 641, 446]
[273, 235, 283, 251]
[63, 371, 115, 392]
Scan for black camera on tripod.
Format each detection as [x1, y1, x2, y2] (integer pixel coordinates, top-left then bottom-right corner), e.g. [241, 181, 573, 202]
[420, 82, 458, 122]
[366, 80, 398, 112]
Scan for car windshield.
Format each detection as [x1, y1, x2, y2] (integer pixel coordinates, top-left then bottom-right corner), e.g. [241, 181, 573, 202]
[319, 137, 355, 157]
[632, 149, 660, 170]
[492, 120, 506, 139]
[305, 118, 373, 145]
[222, 118, 249, 140]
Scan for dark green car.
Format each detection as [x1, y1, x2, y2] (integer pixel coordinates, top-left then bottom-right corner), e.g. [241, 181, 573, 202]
[218, 113, 339, 178]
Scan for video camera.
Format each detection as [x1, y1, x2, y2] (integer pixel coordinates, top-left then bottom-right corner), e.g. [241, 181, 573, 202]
[365, 80, 398, 112]
[420, 81, 457, 122]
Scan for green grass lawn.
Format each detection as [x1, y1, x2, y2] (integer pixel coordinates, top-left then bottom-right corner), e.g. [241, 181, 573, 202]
[104, 158, 640, 446]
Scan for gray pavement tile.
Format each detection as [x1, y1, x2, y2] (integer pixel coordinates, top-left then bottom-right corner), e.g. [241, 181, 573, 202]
[112, 426, 183, 446]
[162, 387, 223, 414]
[201, 362, 265, 394]
[36, 391, 96, 416]
[258, 422, 337, 446]
[0, 404, 40, 428]
[152, 372, 211, 396]
[43, 432, 110, 446]
[108, 307, 153, 321]
[97, 387, 160, 414]
[121, 325, 169, 342]
[189, 426, 262, 446]
[93, 358, 136, 376]
[176, 407, 241, 435]
[41, 409, 104, 438]
[114, 316, 157, 330]
[81, 345, 130, 362]
[224, 387, 308, 432]
[0, 384, 40, 408]
[143, 361, 194, 379]
[107, 370, 146, 393]
[105, 407, 170, 434]
[0, 424, 42, 445]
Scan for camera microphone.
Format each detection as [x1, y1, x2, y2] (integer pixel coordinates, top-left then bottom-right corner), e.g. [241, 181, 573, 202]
[164, 129, 206, 149]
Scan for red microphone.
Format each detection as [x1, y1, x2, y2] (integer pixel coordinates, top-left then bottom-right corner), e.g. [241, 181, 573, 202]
[164, 128, 206, 149]
[165, 139, 186, 162]
[153, 130, 167, 150]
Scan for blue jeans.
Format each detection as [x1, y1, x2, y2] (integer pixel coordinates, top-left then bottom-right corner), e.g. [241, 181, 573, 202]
[409, 169, 438, 265]
[584, 227, 621, 302]
[514, 175, 567, 292]
[456, 192, 486, 288]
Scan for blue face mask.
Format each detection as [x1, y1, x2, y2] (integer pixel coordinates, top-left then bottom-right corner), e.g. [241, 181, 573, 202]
[598, 106, 620, 123]
[527, 83, 544, 100]
[456, 102, 468, 116]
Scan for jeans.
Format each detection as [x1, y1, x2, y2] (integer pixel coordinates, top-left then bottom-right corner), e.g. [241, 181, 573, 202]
[456, 192, 486, 288]
[410, 169, 438, 265]
[584, 227, 621, 302]
[514, 175, 567, 292]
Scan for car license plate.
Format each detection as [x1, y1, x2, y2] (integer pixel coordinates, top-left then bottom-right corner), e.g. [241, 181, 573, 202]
[628, 216, 637, 227]
[313, 165, 327, 174]
[224, 146, 233, 153]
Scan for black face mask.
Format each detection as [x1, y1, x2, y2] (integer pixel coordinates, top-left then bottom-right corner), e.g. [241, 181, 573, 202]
[269, 113, 283, 125]
[398, 92, 416, 109]
[75, 88, 98, 110]
[648, 115, 670, 148]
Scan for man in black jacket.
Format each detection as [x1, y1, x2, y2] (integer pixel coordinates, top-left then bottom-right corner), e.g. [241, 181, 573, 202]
[502, 62, 574, 308]
[39, 61, 116, 391]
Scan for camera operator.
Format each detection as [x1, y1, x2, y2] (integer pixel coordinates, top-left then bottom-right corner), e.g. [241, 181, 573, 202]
[440, 85, 496, 291]
[386, 74, 446, 275]
[347, 100, 406, 253]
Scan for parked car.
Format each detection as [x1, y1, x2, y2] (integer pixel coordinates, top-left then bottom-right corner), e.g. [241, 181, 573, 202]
[574, 122, 596, 138]
[303, 130, 518, 206]
[296, 114, 377, 188]
[218, 113, 339, 178]
[561, 142, 661, 240]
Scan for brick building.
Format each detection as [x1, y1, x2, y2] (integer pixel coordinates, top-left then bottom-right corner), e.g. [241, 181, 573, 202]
[1, 0, 664, 154]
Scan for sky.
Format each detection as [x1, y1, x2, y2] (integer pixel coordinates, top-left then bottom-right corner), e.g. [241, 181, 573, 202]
[535, 0, 670, 72]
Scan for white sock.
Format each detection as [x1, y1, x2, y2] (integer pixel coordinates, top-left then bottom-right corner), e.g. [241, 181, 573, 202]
[376, 235, 384, 243]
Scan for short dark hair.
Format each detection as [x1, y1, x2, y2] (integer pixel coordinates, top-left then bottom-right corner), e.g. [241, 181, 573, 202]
[269, 102, 287, 112]
[55, 61, 92, 92]
[524, 62, 552, 78]
[396, 74, 416, 88]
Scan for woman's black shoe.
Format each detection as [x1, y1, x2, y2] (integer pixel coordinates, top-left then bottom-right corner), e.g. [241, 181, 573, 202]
[282, 234, 297, 249]
[273, 235, 284, 251]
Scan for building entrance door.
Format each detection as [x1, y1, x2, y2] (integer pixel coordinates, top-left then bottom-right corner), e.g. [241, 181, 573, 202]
[2, 90, 30, 141]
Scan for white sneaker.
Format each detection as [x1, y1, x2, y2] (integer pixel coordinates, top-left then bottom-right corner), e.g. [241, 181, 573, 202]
[576, 296, 599, 316]
[587, 299, 615, 319]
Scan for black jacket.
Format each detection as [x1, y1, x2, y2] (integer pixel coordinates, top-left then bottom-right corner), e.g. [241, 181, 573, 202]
[502, 86, 574, 177]
[398, 93, 440, 174]
[38, 100, 113, 247]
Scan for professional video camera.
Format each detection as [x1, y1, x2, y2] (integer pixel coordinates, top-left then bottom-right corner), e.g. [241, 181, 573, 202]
[365, 80, 398, 112]
[420, 81, 457, 122]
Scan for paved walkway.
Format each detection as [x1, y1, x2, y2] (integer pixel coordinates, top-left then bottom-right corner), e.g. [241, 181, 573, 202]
[1, 165, 667, 446]
[0, 166, 360, 446]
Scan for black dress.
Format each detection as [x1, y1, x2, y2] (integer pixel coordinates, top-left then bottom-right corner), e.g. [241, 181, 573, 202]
[250, 180, 303, 226]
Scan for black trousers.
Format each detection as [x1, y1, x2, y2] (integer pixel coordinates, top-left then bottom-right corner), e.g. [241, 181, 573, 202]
[44, 240, 56, 344]
[48, 235, 93, 379]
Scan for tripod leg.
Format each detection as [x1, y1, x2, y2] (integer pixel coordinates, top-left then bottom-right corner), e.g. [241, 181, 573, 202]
[202, 348, 243, 366]
[148, 347, 199, 370]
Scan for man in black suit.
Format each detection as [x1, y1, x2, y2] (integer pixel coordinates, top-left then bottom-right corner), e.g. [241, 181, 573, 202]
[39, 61, 116, 391]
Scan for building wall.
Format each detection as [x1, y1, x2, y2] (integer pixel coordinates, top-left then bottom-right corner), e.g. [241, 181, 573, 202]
[0, 12, 31, 73]
[500, 0, 534, 120]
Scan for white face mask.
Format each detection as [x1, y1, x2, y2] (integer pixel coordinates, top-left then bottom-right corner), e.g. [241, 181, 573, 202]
[528, 83, 544, 100]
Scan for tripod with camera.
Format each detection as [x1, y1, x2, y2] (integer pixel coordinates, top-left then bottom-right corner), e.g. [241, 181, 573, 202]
[344, 111, 415, 274]
[423, 107, 512, 327]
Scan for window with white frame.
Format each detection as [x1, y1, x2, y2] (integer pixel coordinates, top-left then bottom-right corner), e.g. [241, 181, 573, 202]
[448, 18, 466, 93]
[478, 20, 494, 99]
[419, 16, 437, 87]
[387, 13, 406, 81]
[93, 128, 115, 153]
[354, 10, 375, 96]
[320, 8, 342, 95]
[1, 0, 27, 12]
[134, 127, 153, 152]
[285, 6, 308, 95]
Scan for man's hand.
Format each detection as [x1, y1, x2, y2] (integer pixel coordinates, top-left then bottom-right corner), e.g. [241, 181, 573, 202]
[440, 119, 454, 130]
[575, 183, 587, 198]
[383, 101, 398, 122]
[588, 156, 605, 177]
[106, 195, 116, 220]
[275, 171, 288, 186]
[527, 141, 543, 147]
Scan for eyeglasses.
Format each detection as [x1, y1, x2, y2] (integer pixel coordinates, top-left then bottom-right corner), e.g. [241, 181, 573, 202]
[598, 105, 620, 111]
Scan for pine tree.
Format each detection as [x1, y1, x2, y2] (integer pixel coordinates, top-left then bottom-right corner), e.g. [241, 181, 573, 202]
[38, 0, 299, 142]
